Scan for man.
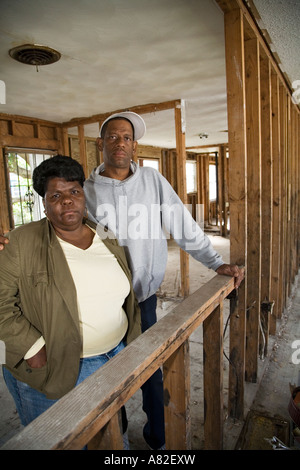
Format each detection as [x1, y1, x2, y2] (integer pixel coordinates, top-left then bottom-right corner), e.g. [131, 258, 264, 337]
[84, 111, 244, 450]
[0, 111, 244, 449]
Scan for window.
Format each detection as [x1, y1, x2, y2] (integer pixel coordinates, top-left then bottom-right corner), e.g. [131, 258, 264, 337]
[5, 151, 53, 228]
[139, 159, 159, 171]
[186, 161, 197, 193]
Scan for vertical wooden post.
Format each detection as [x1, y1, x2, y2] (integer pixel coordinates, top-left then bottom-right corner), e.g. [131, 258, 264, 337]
[224, 7, 247, 419]
[217, 145, 227, 236]
[175, 100, 189, 297]
[295, 113, 300, 267]
[78, 124, 87, 177]
[278, 85, 288, 313]
[204, 155, 210, 224]
[61, 127, 70, 156]
[290, 107, 297, 280]
[244, 35, 261, 382]
[0, 147, 10, 233]
[270, 71, 281, 333]
[163, 340, 191, 450]
[259, 50, 273, 358]
[87, 412, 123, 450]
[203, 302, 223, 449]
[287, 100, 293, 297]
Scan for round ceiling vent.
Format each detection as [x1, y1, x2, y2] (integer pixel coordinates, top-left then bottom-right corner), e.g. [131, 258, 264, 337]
[9, 44, 61, 67]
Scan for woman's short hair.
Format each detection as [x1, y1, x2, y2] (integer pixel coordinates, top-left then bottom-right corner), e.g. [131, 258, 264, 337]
[33, 155, 85, 197]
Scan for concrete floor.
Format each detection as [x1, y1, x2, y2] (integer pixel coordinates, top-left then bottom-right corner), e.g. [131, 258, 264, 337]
[1, 234, 300, 450]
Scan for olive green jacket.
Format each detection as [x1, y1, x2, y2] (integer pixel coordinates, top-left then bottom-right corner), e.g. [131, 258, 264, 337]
[0, 218, 141, 399]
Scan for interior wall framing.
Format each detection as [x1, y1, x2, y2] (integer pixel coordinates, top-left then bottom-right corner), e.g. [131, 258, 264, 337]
[217, 0, 300, 419]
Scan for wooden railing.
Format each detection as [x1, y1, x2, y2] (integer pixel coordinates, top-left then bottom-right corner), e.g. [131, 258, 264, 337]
[1, 274, 235, 450]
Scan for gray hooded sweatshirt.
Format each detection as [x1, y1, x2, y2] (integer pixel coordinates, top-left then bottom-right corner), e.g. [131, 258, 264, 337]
[84, 161, 224, 303]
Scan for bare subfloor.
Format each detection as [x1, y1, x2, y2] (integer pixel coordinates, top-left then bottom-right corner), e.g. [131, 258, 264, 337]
[1, 235, 299, 450]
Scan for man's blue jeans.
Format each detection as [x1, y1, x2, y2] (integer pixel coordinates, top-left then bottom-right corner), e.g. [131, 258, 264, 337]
[139, 294, 165, 449]
[3, 340, 126, 428]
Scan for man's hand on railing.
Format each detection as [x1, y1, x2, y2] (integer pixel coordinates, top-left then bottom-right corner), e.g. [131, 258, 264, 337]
[215, 263, 245, 289]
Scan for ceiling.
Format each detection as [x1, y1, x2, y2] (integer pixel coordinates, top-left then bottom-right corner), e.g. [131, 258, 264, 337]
[0, 0, 299, 151]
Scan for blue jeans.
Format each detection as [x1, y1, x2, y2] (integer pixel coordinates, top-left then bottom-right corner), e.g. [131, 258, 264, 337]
[139, 294, 165, 449]
[3, 340, 126, 429]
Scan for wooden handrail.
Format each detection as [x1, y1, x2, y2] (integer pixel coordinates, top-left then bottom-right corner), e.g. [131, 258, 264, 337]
[1, 274, 235, 450]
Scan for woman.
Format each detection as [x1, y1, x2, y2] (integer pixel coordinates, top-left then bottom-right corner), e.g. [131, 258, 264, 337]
[0, 155, 141, 428]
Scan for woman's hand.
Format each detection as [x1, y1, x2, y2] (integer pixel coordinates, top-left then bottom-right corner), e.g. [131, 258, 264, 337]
[0, 235, 9, 250]
[26, 345, 47, 368]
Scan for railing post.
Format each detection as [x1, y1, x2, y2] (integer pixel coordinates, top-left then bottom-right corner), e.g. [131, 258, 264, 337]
[163, 339, 191, 449]
[203, 302, 224, 449]
[87, 411, 123, 450]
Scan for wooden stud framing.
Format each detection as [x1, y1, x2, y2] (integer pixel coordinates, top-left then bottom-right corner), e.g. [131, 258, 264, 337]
[244, 35, 261, 382]
[78, 124, 88, 177]
[163, 340, 191, 450]
[87, 411, 123, 450]
[219, 0, 300, 415]
[61, 127, 70, 156]
[217, 145, 228, 237]
[279, 85, 288, 313]
[203, 302, 224, 449]
[259, 49, 273, 358]
[61, 100, 178, 129]
[270, 71, 281, 333]
[175, 100, 189, 297]
[224, 6, 247, 419]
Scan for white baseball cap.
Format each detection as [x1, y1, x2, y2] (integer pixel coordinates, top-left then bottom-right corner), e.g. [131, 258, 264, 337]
[99, 111, 146, 140]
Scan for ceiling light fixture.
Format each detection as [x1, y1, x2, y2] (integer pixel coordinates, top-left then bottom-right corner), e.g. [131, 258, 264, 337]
[9, 44, 61, 72]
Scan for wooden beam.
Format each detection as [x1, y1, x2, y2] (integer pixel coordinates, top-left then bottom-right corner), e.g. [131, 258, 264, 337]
[217, 145, 227, 236]
[62, 100, 179, 128]
[260, 50, 273, 299]
[224, 7, 247, 419]
[278, 85, 288, 312]
[163, 341, 191, 450]
[0, 112, 61, 127]
[286, 100, 292, 297]
[244, 36, 261, 382]
[61, 128, 70, 156]
[0, 147, 10, 233]
[270, 70, 281, 333]
[259, 49, 273, 358]
[203, 302, 224, 449]
[87, 412, 123, 450]
[78, 124, 88, 176]
[0, 134, 61, 151]
[175, 100, 189, 298]
[291, 107, 298, 280]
